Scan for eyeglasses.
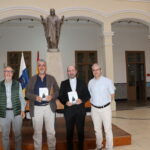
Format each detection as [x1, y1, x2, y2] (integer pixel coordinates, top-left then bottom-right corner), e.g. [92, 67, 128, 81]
[4, 70, 14, 73]
[92, 68, 101, 72]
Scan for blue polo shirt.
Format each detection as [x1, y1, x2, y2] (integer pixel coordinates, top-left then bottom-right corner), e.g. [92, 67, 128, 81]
[34, 75, 49, 106]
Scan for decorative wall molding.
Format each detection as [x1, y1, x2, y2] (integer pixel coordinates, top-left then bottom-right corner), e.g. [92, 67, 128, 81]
[129, 0, 150, 2]
[115, 82, 150, 99]
[0, 6, 48, 15]
[59, 7, 150, 17]
[103, 32, 114, 37]
[102, 32, 114, 46]
[104, 43, 114, 47]
[0, 6, 150, 17]
[115, 83, 128, 99]
[0, 6, 150, 25]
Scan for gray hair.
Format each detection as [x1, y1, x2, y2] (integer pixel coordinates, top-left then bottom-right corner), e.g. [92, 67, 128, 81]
[91, 63, 101, 69]
[4, 66, 14, 73]
[67, 65, 77, 71]
[38, 59, 47, 66]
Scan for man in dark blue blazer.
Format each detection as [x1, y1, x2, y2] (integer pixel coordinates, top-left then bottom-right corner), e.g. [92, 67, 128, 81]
[59, 65, 90, 150]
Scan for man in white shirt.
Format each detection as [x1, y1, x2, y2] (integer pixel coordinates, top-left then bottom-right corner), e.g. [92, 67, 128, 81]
[88, 63, 115, 150]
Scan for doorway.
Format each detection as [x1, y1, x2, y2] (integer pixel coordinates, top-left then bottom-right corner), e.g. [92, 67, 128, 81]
[75, 51, 97, 84]
[7, 51, 31, 80]
[126, 51, 146, 103]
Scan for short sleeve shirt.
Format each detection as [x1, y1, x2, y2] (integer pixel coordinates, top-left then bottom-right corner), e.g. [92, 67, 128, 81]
[88, 76, 115, 106]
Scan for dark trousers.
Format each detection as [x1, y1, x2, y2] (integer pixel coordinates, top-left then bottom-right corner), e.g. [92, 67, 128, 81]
[64, 106, 86, 150]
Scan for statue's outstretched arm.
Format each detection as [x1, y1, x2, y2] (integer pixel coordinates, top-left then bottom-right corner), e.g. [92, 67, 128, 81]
[40, 15, 46, 24]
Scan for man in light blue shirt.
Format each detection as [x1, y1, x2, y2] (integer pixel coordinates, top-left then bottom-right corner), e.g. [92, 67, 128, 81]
[0, 66, 26, 150]
[88, 63, 115, 150]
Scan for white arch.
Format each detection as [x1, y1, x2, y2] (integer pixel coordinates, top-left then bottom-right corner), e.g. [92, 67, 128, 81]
[0, 6, 106, 24]
[108, 10, 150, 26]
[59, 8, 150, 26]
[0, 6, 150, 26]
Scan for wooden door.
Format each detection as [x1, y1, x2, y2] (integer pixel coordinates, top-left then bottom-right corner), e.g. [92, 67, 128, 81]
[75, 51, 97, 84]
[126, 51, 146, 102]
[7, 51, 31, 80]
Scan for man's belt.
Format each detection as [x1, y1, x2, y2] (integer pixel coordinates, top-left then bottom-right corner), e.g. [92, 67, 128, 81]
[92, 102, 110, 109]
[34, 103, 49, 106]
[6, 108, 13, 110]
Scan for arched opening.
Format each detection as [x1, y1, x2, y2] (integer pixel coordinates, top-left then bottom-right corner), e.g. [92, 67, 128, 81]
[0, 15, 104, 84]
[59, 16, 104, 83]
[0, 16, 46, 80]
[112, 18, 150, 109]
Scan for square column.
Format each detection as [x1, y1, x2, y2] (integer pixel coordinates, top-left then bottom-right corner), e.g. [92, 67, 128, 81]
[103, 22, 116, 111]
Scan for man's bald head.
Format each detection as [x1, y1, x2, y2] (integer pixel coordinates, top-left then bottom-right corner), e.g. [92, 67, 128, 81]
[67, 65, 77, 79]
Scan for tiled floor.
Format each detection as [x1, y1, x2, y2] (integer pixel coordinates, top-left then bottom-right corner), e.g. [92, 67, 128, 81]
[112, 107, 150, 150]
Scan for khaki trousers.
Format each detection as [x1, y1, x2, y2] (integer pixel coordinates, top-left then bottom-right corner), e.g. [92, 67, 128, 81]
[0, 110, 22, 150]
[91, 105, 113, 150]
[32, 104, 56, 150]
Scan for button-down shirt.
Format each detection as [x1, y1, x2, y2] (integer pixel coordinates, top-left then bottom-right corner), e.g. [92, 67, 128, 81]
[5, 81, 26, 111]
[69, 77, 77, 91]
[88, 76, 115, 106]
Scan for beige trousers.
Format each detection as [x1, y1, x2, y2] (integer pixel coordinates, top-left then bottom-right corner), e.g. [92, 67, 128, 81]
[32, 105, 56, 150]
[91, 105, 113, 150]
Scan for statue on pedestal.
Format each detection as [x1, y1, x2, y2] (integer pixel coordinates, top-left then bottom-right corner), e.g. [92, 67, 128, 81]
[40, 8, 64, 50]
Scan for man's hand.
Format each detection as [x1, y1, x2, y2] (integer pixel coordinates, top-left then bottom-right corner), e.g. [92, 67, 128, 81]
[76, 99, 82, 105]
[36, 96, 42, 102]
[21, 111, 25, 119]
[46, 95, 53, 102]
[66, 101, 73, 107]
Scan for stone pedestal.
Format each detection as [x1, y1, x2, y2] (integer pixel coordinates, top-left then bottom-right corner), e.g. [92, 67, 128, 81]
[46, 49, 64, 86]
[47, 48, 59, 52]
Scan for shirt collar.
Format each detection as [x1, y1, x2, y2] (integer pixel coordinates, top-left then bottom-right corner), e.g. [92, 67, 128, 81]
[69, 77, 76, 81]
[94, 75, 103, 80]
[4, 80, 12, 85]
[37, 75, 46, 82]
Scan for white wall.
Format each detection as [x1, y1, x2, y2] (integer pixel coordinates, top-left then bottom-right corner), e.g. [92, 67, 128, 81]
[59, 22, 103, 79]
[0, 22, 47, 80]
[0, 20, 103, 81]
[0, 19, 149, 83]
[112, 23, 150, 83]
